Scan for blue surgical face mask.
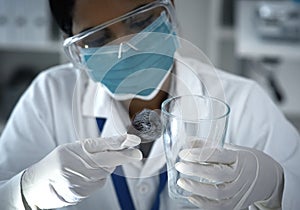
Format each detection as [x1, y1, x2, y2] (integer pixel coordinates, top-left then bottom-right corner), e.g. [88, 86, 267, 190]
[81, 12, 178, 100]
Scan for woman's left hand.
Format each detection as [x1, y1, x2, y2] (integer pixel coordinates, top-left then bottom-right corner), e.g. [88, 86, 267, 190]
[175, 143, 284, 210]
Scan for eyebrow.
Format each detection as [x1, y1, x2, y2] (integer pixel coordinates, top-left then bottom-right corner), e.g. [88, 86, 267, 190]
[78, 3, 149, 34]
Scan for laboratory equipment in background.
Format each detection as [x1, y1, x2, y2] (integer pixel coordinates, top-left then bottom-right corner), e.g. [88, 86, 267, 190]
[0, 66, 37, 121]
[250, 57, 285, 104]
[255, 1, 300, 41]
[0, 0, 63, 134]
[0, 0, 57, 46]
[236, 0, 300, 132]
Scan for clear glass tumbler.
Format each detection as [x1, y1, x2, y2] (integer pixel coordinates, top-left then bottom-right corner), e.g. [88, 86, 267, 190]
[161, 95, 230, 200]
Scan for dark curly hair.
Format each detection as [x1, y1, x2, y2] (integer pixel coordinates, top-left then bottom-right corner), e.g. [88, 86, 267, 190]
[49, 0, 75, 37]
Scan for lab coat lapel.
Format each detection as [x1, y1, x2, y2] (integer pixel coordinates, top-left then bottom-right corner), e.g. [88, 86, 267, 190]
[100, 99, 130, 138]
[81, 79, 130, 137]
[139, 136, 166, 178]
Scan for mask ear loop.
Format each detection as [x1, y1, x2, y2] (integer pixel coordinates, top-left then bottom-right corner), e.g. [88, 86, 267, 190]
[126, 42, 139, 51]
[118, 42, 139, 59]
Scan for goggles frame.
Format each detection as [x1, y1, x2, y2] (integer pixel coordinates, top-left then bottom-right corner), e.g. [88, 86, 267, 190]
[63, 0, 178, 66]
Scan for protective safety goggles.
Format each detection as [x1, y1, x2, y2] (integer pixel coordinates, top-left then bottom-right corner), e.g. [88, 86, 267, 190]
[63, 0, 178, 69]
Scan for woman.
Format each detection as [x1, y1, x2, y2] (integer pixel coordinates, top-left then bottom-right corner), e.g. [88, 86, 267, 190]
[0, 0, 299, 209]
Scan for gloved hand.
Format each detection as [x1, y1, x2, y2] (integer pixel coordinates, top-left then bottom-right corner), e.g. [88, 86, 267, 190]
[21, 134, 142, 209]
[175, 142, 284, 210]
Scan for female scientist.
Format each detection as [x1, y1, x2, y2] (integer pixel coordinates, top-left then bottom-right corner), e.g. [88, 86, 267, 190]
[0, 0, 299, 209]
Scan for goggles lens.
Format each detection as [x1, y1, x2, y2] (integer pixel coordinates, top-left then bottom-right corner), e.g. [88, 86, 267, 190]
[63, 2, 177, 67]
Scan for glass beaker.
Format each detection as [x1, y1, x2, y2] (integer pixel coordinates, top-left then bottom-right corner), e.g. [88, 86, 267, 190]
[161, 95, 230, 200]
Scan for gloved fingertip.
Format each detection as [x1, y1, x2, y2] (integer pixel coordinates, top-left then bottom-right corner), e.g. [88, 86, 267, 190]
[176, 178, 191, 191]
[178, 149, 200, 163]
[121, 134, 141, 148]
[224, 143, 240, 151]
[130, 149, 143, 160]
[175, 162, 184, 172]
[82, 138, 97, 153]
[177, 178, 183, 187]
[178, 149, 190, 160]
[188, 196, 200, 207]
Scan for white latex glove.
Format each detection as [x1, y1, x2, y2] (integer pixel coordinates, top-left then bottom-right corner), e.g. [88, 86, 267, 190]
[175, 143, 284, 210]
[21, 134, 142, 209]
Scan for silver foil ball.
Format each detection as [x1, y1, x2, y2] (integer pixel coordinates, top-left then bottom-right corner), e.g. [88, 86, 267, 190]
[128, 109, 162, 143]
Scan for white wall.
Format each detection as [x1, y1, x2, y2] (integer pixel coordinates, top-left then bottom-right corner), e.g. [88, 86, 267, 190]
[174, 0, 211, 57]
[173, 0, 236, 72]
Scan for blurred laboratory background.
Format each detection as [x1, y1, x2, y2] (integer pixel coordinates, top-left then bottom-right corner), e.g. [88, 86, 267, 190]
[0, 0, 300, 134]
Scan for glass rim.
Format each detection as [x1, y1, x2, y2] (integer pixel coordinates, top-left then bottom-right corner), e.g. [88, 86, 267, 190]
[161, 94, 231, 122]
[63, 0, 174, 48]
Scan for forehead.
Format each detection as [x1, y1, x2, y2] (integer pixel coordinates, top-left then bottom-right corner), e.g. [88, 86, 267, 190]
[73, 0, 156, 34]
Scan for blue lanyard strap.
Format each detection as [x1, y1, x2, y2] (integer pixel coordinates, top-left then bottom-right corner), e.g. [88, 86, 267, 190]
[111, 166, 167, 210]
[151, 168, 168, 210]
[111, 166, 135, 210]
[96, 117, 106, 132]
[96, 117, 167, 210]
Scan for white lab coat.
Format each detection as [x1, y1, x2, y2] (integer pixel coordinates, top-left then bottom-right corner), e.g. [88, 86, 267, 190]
[0, 54, 299, 210]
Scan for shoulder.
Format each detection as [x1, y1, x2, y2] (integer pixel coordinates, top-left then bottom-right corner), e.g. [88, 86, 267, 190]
[177, 56, 293, 149]
[34, 63, 86, 86]
[217, 70, 294, 152]
[28, 63, 88, 97]
[15, 63, 90, 116]
[175, 54, 258, 99]
[217, 69, 260, 103]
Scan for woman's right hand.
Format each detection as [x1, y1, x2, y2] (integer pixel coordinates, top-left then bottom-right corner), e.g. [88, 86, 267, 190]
[21, 134, 142, 209]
